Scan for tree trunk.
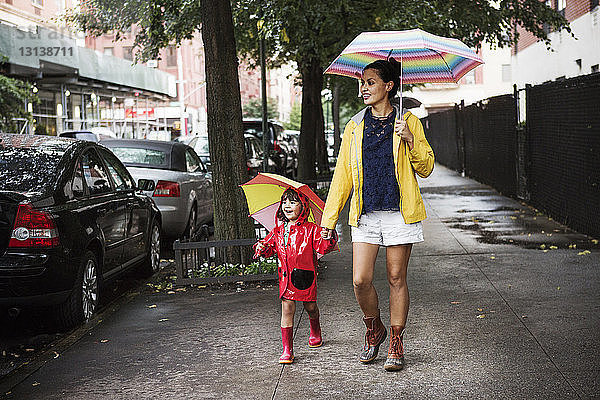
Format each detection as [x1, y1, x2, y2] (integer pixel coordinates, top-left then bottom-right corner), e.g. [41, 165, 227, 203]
[332, 82, 341, 157]
[200, 0, 254, 263]
[298, 58, 324, 182]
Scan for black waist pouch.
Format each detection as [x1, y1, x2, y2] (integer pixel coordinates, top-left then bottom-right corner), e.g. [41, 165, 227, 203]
[291, 268, 314, 290]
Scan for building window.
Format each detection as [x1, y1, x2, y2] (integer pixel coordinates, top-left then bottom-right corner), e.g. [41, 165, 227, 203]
[166, 46, 177, 67]
[502, 64, 512, 82]
[592, 64, 599, 73]
[557, 0, 566, 11]
[6, 0, 13, 5]
[103, 47, 113, 56]
[32, 0, 43, 6]
[123, 46, 133, 61]
[463, 70, 475, 85]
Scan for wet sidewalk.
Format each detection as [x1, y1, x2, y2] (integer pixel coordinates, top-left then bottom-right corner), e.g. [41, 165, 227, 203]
[3, 164, 599, 399]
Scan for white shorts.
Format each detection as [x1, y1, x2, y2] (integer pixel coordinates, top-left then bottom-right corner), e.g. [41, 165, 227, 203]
[351, 210, 424, 247]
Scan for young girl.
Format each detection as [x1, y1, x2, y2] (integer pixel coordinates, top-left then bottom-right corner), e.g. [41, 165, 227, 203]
[254, 188, 337, 364]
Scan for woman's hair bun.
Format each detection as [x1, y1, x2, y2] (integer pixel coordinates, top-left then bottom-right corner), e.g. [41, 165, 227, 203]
[388, 57, 401, 75]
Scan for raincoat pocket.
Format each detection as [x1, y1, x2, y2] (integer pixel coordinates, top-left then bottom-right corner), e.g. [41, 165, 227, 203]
[291, 268, 314, 291]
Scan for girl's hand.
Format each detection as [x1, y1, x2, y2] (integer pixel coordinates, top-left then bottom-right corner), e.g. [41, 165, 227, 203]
[321, 228, 333, 240]
[395, 119, 414, 150]
[255, 241, 265, 254]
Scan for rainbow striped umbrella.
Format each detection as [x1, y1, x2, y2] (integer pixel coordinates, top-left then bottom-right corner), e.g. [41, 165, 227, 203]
[325, 28, 483, 86]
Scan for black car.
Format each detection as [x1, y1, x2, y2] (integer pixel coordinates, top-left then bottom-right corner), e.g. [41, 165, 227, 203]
[0, 134, 161, 329]
[243, 119, 290, 176]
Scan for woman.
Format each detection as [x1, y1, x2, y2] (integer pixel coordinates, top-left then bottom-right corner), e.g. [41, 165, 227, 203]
[321, 58, 434, 371]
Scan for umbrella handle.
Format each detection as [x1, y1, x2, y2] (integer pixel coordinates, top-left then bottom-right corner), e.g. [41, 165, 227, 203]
[399, 52, 403, 117]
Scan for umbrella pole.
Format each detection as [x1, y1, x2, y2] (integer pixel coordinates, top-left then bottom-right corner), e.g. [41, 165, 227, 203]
[400, 52, 403, 116]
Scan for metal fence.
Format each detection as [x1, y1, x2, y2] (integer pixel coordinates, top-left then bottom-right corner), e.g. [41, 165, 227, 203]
[423, 72, 600, 238]
[525, 73, 600, 238]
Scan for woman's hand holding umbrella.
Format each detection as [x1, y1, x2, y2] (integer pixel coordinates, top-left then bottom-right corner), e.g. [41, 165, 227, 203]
[395, 119, 414, 151]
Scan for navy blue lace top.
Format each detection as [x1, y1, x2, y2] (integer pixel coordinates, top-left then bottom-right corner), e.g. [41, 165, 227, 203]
[362, 107, 400, 213]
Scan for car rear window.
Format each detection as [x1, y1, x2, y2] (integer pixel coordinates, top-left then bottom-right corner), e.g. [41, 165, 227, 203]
[0, 146, 63, 195]
[110, 147, 169, 168]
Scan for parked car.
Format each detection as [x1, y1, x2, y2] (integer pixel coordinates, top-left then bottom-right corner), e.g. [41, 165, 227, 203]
[245, 133, 280, 177]
[0, 133, 161, 329]
[243, 119, 291, 176]
[102, 139, 213, 241]
[59, 127, 118, 142]
[176, 135, 210, 168]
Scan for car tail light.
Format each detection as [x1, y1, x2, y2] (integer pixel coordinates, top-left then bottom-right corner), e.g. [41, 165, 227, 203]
[273, 140, 281, 152]
[153, 180, 180, 197]
[9, 203, 60, 248]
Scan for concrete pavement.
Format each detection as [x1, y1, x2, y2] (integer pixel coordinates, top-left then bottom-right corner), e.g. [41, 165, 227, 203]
[3, 164, 599, 399]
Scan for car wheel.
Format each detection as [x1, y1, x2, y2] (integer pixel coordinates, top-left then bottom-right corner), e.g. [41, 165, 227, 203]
[184, 206, 197, 240]
[55, 250, 99, 330]
[139, 219, 161, 277]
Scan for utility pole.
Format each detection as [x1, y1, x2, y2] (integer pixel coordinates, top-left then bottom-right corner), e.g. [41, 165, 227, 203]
[259, 19, 268, 172]
[177, 46, 187, 136]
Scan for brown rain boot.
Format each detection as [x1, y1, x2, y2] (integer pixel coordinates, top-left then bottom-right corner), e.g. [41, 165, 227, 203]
[359, 310, 387, 363]
[384, 325, 405, 371]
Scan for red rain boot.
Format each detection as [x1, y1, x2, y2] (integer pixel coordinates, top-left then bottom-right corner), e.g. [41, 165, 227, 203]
[308, 317, 323, 348]
[279, 326, 294, 364]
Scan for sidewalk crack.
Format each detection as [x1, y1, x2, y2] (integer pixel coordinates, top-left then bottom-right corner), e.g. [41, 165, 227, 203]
[271, 308, 305, 400]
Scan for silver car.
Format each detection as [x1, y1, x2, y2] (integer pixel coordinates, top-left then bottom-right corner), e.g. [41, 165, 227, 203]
[102, 139, 213, 240]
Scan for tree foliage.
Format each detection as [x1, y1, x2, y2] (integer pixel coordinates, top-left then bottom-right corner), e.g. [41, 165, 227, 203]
[0, 66, 37, 133]
[284, 103, 301, 130]
[242, 97, 279, 119]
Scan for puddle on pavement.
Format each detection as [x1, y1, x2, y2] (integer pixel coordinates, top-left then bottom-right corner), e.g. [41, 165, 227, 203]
[424, 188, 598, 251]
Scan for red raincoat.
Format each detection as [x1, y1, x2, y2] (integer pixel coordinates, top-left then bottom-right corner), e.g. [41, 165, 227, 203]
[253, 192, 337, 302]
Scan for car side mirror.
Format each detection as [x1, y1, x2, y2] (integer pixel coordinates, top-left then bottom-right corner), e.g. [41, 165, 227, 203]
[137, 179, 155, 191]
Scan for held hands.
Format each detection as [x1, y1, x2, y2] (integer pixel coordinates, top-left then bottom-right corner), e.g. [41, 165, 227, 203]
[320, 228, 334, 240]
[394, 119, 414, 151]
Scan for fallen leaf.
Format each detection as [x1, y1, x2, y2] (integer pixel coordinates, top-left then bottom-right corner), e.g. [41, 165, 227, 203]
[100, 339, 109, 343]
[159, 318, 169, 322]
[175, 288, 186, 292]
[477, 308, 483, 312]
[198, 285, 207, 289]
[53, 352, 59, 359]
[167, 291, 176, 294]
[490, 256, 496, 260]
[24, 348, 34, 352]
[592, 239, 598, 244]
[450, 301, 461, 305]
[476, 314, 485, 319]
[147, 304, 157, 308]
[578, 250, 591, 255]
[539, 244, 546, 249]
[522, 315, 527, 319]
[549, 246, 558, 250]
[568, 244, 577, 249]
[32, 382, 40, 386]
[557, 286, 561, 290]
[543, 250, 549, 253]
[510, 216, 517, 220]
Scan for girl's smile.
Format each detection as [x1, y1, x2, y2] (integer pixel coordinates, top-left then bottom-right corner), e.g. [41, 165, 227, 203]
[282, 198, 301, 222]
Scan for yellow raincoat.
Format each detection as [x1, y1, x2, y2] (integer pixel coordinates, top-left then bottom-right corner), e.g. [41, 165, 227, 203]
[322, 104, 434, 229]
